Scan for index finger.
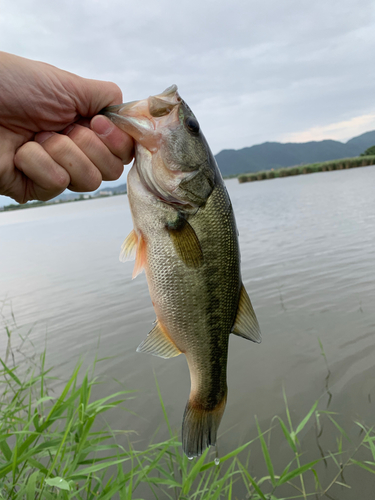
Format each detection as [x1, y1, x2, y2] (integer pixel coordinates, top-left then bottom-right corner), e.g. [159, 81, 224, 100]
[91, 115, 134, 165]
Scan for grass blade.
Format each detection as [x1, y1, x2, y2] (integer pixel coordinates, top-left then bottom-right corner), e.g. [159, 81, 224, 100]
[256, 417, 275, 487]
[295, 400, 318, 435]
[237, 461, 267, 500]
[277, 459, 320, 485]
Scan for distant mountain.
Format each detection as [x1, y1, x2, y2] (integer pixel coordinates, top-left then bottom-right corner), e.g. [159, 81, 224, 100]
[214, 130, 375, 177]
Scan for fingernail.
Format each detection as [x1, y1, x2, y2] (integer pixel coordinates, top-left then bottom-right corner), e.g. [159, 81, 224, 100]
[35, 131, 54, 144]
[91, 116, 113, 137]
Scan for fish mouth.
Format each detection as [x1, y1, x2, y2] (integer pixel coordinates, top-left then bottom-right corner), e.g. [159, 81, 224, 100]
[100, 85, 181, 152]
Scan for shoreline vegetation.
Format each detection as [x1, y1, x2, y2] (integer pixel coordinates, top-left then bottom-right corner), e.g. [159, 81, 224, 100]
[238, 155, 375, 183]
[2, 324, 375, 499]
[2, 153, 375, 213]
[0, 190, 127, 213]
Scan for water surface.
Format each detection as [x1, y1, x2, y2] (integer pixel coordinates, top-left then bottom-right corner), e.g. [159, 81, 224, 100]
[1, 167, 375, 497]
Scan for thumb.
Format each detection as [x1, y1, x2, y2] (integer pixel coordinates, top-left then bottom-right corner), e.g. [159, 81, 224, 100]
[71, 76, 123, 117]
[91, 115, 134, 165]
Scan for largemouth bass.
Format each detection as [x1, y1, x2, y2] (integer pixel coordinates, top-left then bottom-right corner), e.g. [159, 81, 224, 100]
[101, 85, 261, 458]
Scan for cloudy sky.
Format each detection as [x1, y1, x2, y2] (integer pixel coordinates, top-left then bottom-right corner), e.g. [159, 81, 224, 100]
[1, 0, 375, 205]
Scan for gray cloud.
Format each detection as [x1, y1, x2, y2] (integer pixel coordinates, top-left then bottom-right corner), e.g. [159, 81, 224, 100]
[0, 0, 374, 207]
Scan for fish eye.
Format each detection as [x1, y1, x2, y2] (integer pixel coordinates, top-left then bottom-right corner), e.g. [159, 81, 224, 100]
[185, 116, 200, 134]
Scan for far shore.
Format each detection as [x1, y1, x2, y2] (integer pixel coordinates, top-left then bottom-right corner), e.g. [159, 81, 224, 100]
[0, 190, 126, 213]
[237, 155, 375, 183]
[2, 155, 375, 212]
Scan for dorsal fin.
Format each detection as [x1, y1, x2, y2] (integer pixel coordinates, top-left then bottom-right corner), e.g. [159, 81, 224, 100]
[136, 321, 182, 359]
[232, 285, 261, 343]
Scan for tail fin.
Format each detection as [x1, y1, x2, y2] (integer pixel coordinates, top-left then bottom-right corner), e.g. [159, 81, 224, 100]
[182, 396, 227, 458]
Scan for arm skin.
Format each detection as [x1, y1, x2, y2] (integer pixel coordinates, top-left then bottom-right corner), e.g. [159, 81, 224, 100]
[0, 52, 134, 203]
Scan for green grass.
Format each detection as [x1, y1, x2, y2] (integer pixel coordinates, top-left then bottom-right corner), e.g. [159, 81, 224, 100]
[2, 323, 375, 499]
[237, 155, 375, 183]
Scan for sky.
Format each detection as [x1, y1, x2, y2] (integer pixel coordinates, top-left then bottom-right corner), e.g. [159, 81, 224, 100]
[1, 0, 375, 206]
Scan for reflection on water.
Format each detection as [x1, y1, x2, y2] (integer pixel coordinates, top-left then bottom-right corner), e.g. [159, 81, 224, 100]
[1, 166, 375, 497]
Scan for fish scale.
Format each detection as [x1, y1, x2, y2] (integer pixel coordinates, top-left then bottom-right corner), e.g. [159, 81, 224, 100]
[101, 85, 261, 458]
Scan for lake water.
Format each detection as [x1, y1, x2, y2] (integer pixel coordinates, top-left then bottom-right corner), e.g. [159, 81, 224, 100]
[1, 167, 375, 498]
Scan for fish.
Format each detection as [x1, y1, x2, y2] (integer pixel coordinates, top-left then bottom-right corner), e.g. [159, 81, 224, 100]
[100, 85, 261, 458]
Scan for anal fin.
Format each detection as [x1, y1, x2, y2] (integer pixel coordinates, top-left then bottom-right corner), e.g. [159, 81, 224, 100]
[136, 321, 182, 359]
[232, 284, 261, 343]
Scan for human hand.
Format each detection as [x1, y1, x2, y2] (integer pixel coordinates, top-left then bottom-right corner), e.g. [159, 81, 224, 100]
[0, 52, 134, 204]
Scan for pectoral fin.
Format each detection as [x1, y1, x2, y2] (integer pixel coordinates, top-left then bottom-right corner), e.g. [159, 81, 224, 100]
[119, 230, 138, 262]
[132, 234, 147, 279]
[232, 285, 261, 343]
[166, 217, 203, 268]
[136, 321, 182, 358]
[119, 230, 147, 279]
